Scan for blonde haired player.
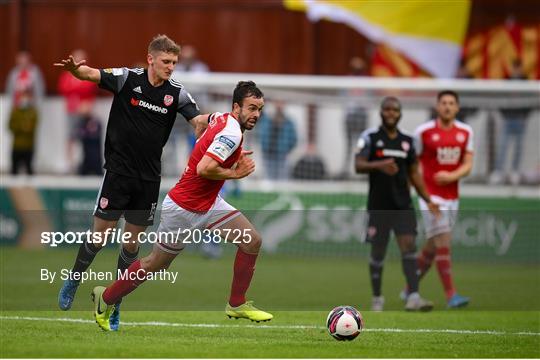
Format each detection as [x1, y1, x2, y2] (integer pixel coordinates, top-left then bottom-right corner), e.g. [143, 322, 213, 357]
[55, 34, 208, 330]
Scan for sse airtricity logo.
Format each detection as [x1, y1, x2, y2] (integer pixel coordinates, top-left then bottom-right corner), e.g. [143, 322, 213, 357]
[130, 98, 168, 114]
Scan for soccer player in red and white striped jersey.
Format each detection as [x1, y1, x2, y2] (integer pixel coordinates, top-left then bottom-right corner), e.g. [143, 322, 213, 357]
[90, 81, 272, 331]
[413, 90, 473, 308]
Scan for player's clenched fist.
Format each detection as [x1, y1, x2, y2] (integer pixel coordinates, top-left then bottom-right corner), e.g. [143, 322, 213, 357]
[234, 152, 255, 179]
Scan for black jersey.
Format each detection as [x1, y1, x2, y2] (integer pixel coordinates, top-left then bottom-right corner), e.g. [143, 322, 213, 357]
[98, 67, 200, 181]
[356, 126, 416, 210]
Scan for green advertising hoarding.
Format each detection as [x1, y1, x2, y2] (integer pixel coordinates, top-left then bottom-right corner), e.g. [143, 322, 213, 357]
[1, 187, 538, 262]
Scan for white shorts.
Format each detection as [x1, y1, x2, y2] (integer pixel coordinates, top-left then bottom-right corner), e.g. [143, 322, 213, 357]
[155, 194, 241, 254]
[419, 196, 459, 239]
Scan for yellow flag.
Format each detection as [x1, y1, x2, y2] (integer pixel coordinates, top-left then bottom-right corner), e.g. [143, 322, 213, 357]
[285, 0, 471, 77]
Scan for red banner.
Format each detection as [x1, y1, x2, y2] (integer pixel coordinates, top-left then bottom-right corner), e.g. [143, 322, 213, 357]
[371, 23, 540, 79]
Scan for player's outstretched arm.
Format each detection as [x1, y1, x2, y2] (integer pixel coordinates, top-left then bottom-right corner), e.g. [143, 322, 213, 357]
[197, 151, 255, 180]
[54, 55, 101, 83]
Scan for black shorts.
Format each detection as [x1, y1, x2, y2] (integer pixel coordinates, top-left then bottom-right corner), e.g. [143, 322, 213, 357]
[366, 208, 417, 245]
[93, 171, 160, 226]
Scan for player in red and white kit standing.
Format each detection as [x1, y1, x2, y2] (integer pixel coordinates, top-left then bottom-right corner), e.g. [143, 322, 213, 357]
[90, 81, 272, 331]
[411, 90, 473, 308]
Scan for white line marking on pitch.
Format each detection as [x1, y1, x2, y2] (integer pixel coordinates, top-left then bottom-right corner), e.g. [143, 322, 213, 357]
[1, 316, 538, 336]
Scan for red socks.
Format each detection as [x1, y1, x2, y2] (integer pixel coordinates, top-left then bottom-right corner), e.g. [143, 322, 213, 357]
[435, 247, 456, 300]
[417, 248, 436, 279]
[229, 249, 258, 307]
[103, 260, 147, 305]
[102, 249, 259, 307]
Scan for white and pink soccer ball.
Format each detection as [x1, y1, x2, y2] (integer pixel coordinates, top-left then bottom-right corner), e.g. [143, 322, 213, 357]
[326, 306, 364, 341]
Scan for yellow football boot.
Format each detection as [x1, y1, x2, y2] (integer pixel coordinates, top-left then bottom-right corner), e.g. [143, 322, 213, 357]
[226, 301, 273, 322]
[91, 286, 115, 331]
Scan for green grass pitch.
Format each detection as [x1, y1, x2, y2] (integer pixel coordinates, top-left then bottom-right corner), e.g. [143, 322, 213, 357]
[1, 248, 539, 358]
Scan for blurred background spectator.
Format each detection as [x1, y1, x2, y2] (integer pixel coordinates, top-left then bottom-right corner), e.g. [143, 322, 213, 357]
[258, 100, 298, 180]
[76, 101, 103, 176]
[8, 90, 38, 175]
[174, 45, 210, 74]
[6, 51, 44, 175]
[57, 49, 98, 174]
[340, 57, 368, 179]
[172, 44, 210, 111]
[490, 59, 531, 185]
[292, 143, 327, 180]
[455, 58, 478, 124]
[6, 51, 44, 107]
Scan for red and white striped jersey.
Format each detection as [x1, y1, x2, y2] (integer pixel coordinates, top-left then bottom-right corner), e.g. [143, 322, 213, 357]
[168, 112, 243, 212]
[415, 119, 474, 200]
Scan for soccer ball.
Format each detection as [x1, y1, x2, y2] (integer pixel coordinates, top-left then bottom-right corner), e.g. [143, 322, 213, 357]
[326, 306, 364, 341]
